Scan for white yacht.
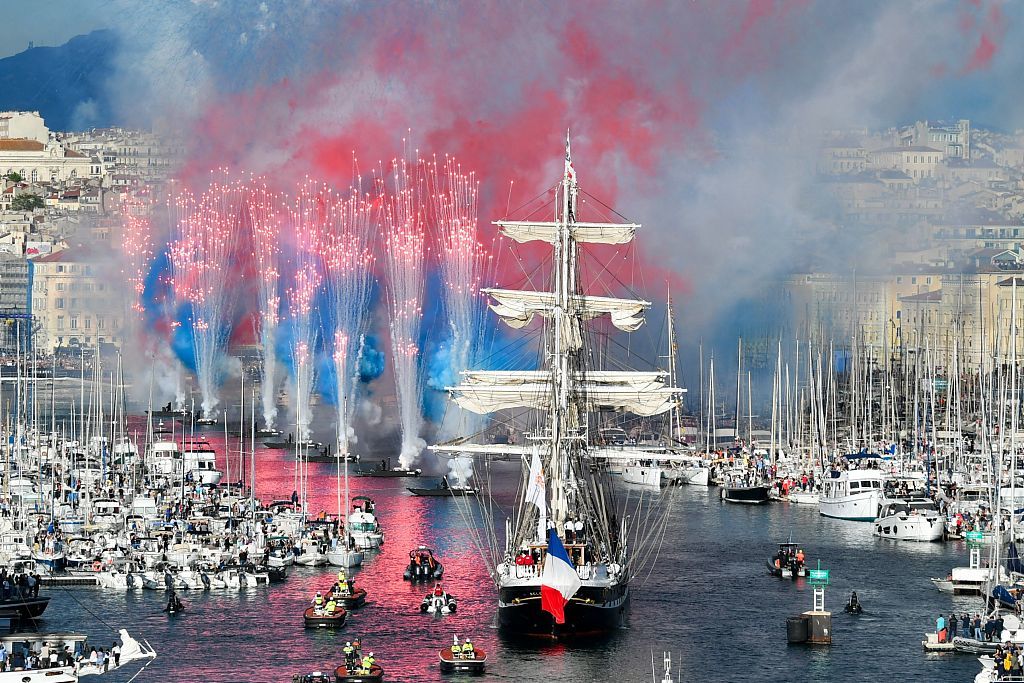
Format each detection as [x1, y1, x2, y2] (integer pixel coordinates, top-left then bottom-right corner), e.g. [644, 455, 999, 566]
[347, 496, 383, 550]
[873, 497, 945, 542]
[621, 459, 665, 487]
[148, 440, 183, 478]
[819, 469, 886, 521]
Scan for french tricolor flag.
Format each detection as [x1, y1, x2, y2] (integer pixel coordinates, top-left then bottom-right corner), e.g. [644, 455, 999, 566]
[541, 527, 582, 625]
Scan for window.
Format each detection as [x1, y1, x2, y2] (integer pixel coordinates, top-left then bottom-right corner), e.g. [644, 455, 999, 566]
[57, 316, 64, 330]
[97, 317, 104, 330]
[56, 283, 64, 291]
[70, 317, 77, 330]
[897, 277, 903, 284]
[911, 277, 917, 284]
[84, 318, 91, 330]
[55, 298, 64, 309]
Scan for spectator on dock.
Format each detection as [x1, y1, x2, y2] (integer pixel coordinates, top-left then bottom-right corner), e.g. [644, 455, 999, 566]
[936, 614, 946, 642]
[973, 614, 983, 641]
[948, 612, 957, 639]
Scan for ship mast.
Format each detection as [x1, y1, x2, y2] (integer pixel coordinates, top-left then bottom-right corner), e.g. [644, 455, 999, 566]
[549, 131, 577, 532]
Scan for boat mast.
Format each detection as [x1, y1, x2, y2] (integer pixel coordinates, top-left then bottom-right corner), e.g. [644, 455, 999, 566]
[548, 132, 576, 538]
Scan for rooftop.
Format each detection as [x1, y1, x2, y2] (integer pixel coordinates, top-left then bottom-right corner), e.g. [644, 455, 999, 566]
[0, 139, 44, 152]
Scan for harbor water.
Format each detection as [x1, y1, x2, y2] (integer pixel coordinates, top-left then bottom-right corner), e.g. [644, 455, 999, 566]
[46, 438, 980, 682]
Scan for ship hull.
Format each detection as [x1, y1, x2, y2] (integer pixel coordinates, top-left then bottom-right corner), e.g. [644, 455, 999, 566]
[497, 582, 628, 638]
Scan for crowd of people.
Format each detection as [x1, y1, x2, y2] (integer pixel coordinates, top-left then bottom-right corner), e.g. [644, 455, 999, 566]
[0, 639, 120, 673]
[936, 612, 1007, 643]
[990, 643, 1024, 678]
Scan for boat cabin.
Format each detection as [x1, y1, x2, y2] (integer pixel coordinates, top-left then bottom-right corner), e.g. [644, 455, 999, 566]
[823, 470, 885, 498]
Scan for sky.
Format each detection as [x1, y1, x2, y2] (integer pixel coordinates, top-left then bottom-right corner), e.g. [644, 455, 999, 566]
[0, 0, 117, 58]
[6, 0, 1024, 412]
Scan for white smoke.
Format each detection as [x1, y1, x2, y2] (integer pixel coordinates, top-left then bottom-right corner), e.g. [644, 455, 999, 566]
[446, 455, 474, 487]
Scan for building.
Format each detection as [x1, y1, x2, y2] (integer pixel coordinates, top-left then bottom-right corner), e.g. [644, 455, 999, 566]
[30, 247, 124, 352]
[868, 146, 944, 182]
[900, 119, 971, 160]
[0, 252, 32, 353]
[0, 138, 92, 184]
[0, 112, 48, 144]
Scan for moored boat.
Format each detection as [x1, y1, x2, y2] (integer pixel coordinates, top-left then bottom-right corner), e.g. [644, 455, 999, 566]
[819, 468, 885, 521]
[722, 484, 770, 504]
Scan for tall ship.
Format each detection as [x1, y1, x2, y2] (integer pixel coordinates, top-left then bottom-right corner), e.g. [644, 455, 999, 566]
[432, 137, 683, 638]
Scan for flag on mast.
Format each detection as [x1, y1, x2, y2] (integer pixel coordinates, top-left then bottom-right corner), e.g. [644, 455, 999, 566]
[564, 131, 575, 182]
[541, 527, 582, 624]
[524, 448, 546, 538]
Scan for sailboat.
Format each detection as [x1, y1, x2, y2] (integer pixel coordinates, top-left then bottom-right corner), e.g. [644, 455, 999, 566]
[431, 136, 683, 637]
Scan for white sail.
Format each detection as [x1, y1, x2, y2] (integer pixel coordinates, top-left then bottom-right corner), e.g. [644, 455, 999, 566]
[450, 381, 679, 416]
[461, 370, 668, 387]
[495, 220, 638, 245]
[428, 443, 535, 456]
[485, 288, 649, 333]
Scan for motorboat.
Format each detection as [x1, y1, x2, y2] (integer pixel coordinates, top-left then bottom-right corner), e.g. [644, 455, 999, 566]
[873, 498, 945, 542]
[329, 584, 367, 609]
[721, 481, 771, 504]
[358, 462, 421, 477]
[0, 629, 155, 682]
[819, 468, 886, 521]
[292, 673, 333, 683]
[348, 497, 384, 550]
[408, 477, 477, 496]
[766, 542, 806, 579]
[439, 640, 486, 673]
[404, 546, 444, 581]
[420, 586, 457, 614]
[787, 491, 820, 506]
[303, 604, 347, 628]
[931, 543, 1002, 594]
[164, 593, 185, 614]
[334, 664, 384, 682]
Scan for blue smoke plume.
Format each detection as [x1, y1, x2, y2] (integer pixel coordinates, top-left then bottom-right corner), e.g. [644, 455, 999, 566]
[171, 302, 197, 372]
[141, 248, 172, 329]
[359, 335, 385, 383]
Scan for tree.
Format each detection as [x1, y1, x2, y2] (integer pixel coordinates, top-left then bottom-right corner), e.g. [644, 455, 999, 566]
[11, 194, 44, 211]
[4, 172, 21, 183]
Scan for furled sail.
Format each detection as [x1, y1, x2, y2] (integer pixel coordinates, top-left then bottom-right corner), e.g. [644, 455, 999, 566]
[495, 220, 638, 246]
[449, 377, 680, 416]
[485, 288, 649, 334]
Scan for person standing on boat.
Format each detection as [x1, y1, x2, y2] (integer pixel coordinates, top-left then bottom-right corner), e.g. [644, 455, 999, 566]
[935, 614, 946, 643]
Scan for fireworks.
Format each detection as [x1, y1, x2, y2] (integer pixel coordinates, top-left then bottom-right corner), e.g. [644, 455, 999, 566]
[246, 181, 285, 429]
[425, 156, 489, 483]
[382, 157, 428, 468]
[167, 177, 242, 418]
[320, 177, 376, 455]
[286, 181, 327, 441]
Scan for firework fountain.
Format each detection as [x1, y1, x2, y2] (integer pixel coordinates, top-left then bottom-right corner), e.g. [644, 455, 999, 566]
[382, 158, 428, 468]
[320, 180, 376, 455]
[286, 182, 327, 442]
[425, 157, 488, 484]
[167, 181, 241, 418]
[246, 182, 284, 430]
